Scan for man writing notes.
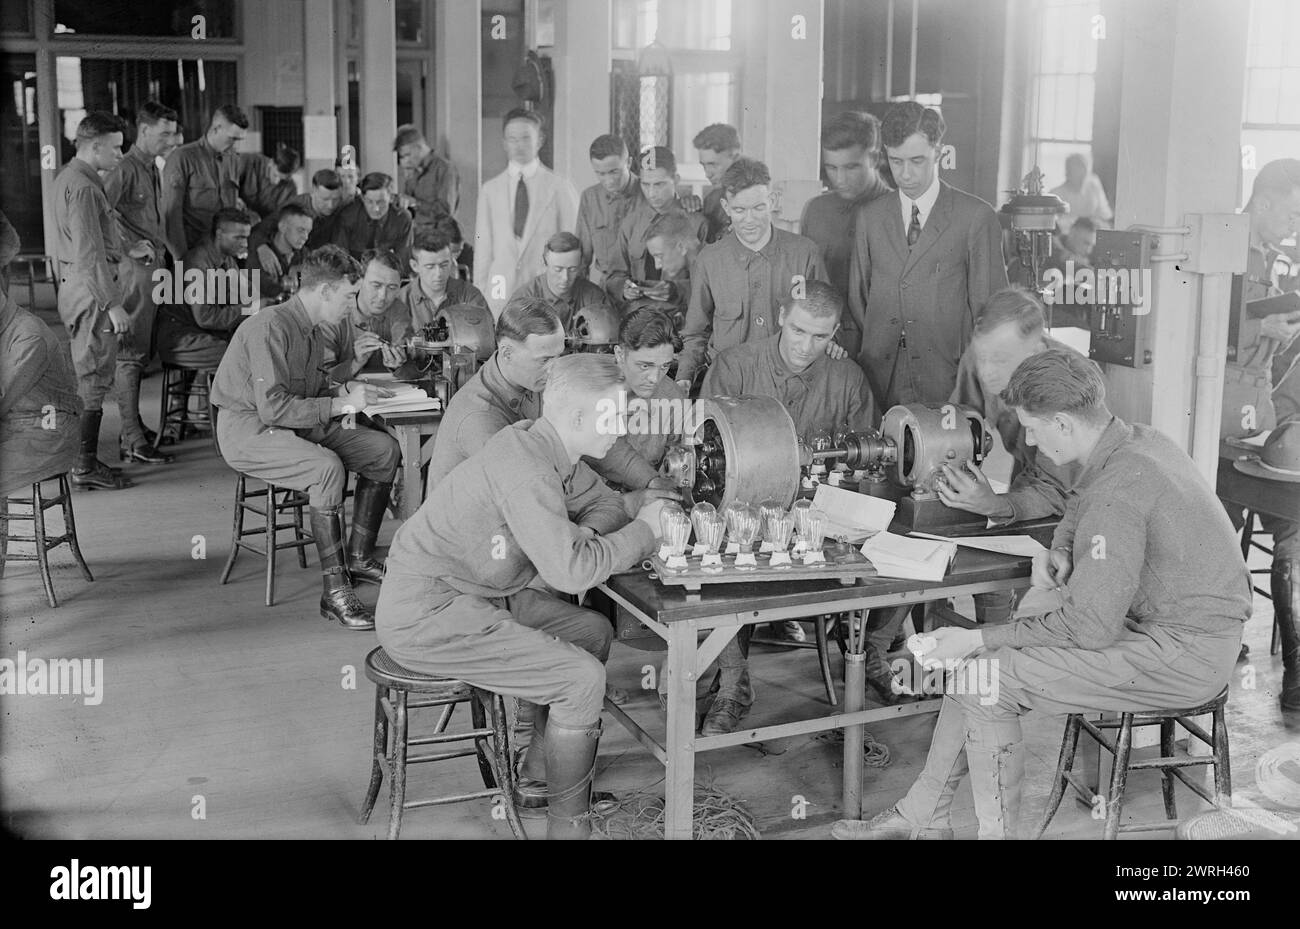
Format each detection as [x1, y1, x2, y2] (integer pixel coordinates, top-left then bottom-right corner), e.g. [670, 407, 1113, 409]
[847, 101, 1007, 410]
[833, 349, 1250, 840]
[376, 354, 667, 839]
[211, 247, 400, 632]
[474, 109, 580, 316]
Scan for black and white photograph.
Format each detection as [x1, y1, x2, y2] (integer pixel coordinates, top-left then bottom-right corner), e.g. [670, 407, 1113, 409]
[0, 0, 1296, 904]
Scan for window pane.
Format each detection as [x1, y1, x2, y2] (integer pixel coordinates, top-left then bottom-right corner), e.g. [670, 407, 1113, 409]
[1054, 76, 1077, 139]
[2, 0, 31, 34]
[673, 71, 735, 167]
[396, 0, 425, 43]
[54, 0, 236, 38]
[1076, 77, 1094, 140]
[1279, 69, 1300, 124]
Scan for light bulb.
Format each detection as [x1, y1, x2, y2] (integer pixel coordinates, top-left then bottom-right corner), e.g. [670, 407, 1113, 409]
[690, 502, 717, 543]
[725, 502, 760, 550]
[696, 512, 726, 554]
[765, 512, 794, 551]
[658, 501, 686, 540]
[662, 510, 691, 557]
[792, 498, 815, 537]
[759, 498, 786, 541]
[802, 507, 828, 550]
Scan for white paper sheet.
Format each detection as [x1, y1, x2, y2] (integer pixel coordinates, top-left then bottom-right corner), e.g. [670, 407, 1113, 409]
[910, 531, 1047, 557]
[810, 484, 896, 542]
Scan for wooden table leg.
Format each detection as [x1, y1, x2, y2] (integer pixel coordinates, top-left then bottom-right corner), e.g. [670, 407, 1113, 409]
[397, 426, 421, 521]
[664, 620, 699, 840]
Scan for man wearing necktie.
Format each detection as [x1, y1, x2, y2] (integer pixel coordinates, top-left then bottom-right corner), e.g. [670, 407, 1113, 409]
[847, 101, 1007, 411]
[474, 108, 580, 318]
[104, 100, 181, 464]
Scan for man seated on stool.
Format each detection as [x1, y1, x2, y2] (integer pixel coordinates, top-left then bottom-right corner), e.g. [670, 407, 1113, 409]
[684, 281, 875, 733]
[211, 246, 401, 631]
[376, 354, 667, 839]
[833, 348, 1250, 840]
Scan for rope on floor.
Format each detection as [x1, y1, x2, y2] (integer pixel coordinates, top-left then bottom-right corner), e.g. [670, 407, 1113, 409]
[590, 774, 761, 840]
[813, 727, 893, 768]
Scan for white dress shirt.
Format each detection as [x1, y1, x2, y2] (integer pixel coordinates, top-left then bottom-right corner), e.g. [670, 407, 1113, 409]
[900, 174, 941, 234]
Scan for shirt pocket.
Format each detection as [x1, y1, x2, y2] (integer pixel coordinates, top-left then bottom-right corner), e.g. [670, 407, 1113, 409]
[287, 375, 309, 397]
[713, 289, 745, 322]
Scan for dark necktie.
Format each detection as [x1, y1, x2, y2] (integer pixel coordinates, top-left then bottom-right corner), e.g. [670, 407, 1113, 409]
[150, 163, 163, 226]
[513, 175, 529, 238]
[907, 203, 921, 247]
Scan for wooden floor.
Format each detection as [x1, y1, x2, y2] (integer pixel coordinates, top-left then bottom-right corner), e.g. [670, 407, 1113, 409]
[3, 289, 1298, 840]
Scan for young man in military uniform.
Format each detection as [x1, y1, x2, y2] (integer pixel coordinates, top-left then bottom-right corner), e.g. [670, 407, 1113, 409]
[211, 246, 401, 631]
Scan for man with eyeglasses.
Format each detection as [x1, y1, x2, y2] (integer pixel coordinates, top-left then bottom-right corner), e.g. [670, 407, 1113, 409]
[675, 157, 832, 392]
[504, 232, 612, 331]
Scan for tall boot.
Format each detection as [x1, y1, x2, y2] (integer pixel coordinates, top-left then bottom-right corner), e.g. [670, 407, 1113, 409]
[964, 724, 1025, 840]
[1273, 560, 1300, 711]
[514, 703, 551, 810]
[311, 505, 374, 630]
[71, 410, 133, 490]
[544, 718, 603, 840]
[114, 364, 173, 464]
[345, 477, 392, 585]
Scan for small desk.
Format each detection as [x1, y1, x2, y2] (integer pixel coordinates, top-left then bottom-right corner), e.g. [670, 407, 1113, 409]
[371, 411, 441, 520]
[599, 546, 1035, 839]
[1217, 440, 1300, 523]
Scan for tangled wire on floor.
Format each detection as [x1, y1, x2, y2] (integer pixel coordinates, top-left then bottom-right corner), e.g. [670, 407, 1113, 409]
[590, 775, 761, 840]
[813, 727, 892, 767]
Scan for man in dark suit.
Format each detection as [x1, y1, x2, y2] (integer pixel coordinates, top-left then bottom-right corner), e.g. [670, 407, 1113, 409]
[847, 102, 1007, 410]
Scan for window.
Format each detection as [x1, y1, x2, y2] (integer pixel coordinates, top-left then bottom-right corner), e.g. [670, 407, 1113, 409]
[53, 0, 237, 40]
[1241, 0, 1300, 207]
[612, 0, 739, 181]
[1024, 0, 1101, 191]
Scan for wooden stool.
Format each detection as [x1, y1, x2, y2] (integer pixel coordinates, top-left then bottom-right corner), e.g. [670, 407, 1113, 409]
[358, 647, 524, 840]
[0, 474, 94, 608]
[1240, 511, 1281, 656]
[1034, 687, 1232, 840]
[159, 364, 213, 446]
[218, 473, 313, 606]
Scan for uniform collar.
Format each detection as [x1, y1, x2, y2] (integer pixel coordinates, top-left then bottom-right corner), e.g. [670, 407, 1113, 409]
[278, 295, 313, 333]
[482, 353, 536, 414]
[69, 158, 104, 188]
[726, 226, 780, 262]
[765, 331, 822, 383]
[525, 416, 576, 480]
[416, 150, 442, 176]
[128, 144, 158, 167]
[1073, 416, 1130, 489]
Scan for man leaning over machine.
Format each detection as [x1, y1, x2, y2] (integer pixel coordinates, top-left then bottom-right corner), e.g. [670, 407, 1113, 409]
[376, 354, 668, 839]
[833, 348, 1250, 840]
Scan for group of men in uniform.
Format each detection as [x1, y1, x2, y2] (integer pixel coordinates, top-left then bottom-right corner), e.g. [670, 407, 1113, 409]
[32, 93, 1287, 842]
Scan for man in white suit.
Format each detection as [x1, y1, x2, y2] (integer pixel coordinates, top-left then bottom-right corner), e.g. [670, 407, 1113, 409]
[475, 108, 580, 317]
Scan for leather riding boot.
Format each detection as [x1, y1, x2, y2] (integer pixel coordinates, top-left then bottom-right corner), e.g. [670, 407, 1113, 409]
[514, 704, 551, 809]
[115, 365, 173, 464]
[544, 718, 603, 840]
[312, 505, 374, 630]
[964, 727, 1025, 840]
[71, 410, 133, 490]
[1273, 560, 1300, 711]
[865, 644, 903, 705]
[345, 478, 392, 585]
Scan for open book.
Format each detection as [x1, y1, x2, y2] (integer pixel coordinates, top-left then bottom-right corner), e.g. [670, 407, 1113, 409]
[860, 531, 957, 581]
[360, 383, 442, 417]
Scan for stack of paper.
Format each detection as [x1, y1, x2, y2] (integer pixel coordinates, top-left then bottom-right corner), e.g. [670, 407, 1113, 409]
[861, 531, 956, 581]
[362, 383, 443, 416]
[910, 532, 1046, 557]
[810, 484, 896, 542]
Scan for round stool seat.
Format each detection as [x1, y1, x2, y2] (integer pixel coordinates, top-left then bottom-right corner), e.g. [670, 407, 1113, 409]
[363, 646, 474, 698]
[1176, 807, 1300, 840]
[1131, 686, 1230, 722]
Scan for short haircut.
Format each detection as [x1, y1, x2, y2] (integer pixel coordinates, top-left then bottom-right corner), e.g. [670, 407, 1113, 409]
[880, 101, 945, 149]
[974, 286, 1046, 338]
[137, 100, 179, 128]
[1070, 216, 1098, 235]
[646, 211, 701, 248]
[1000, 348, 1109, 425]
[297, 245, 361, 290]
[620, 307, 683, 352]
[693, 123, 741, 154]
[821, 111, 880, 153]
[639, 145, 677, 176]
[211, 104, 249, 130]
[496, 299, 563, 345]
[1249, 158, 1300, 207]
[311, 169, 342, 190]
[411, 230, 454, 257]
[76, 111, 127, 145]
[431, 214, 463, 245]
[274, 143, 301, 176]
[212, 207, 253, 235]
[1065, 152, 1089, 172]
[719, 157, 771, 199]
[392, 124, 426, 150]
[359, 172, 393, 194]
[503, 107, 543, 133]
[543, 231, 582, 258]
[589, 134, 628, 161]
[542, 353, 626, 411]
[276, 203, 313, 226]
[783, 279, 844, 321]
[360, 248, 403, 275]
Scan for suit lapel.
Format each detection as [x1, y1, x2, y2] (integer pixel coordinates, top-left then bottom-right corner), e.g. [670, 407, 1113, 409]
[902, 182, 952, 277]
[882, 192, 908, 267]
[520, 170, 556, 252]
